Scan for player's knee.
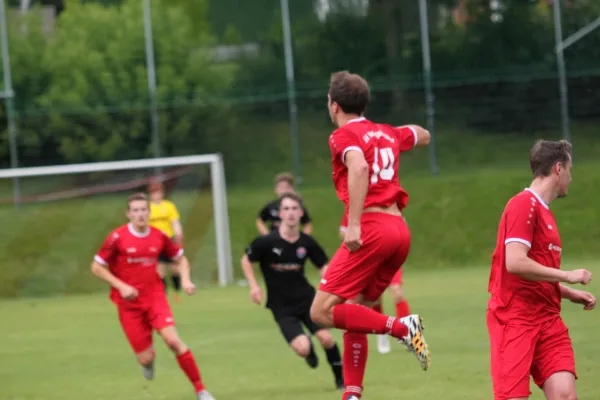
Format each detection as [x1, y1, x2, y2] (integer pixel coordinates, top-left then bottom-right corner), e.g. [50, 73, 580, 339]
[290, 336, 311, 357]
[389, 285, 404, 303]
[136, 350, 155, 367]
[554, 390, 577, 400]
[310, 306, 329, 327]
[315, 330, 335, 348]
[553, 392, 577, 400]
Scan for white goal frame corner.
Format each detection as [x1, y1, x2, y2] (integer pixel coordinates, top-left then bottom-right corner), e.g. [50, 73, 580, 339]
[0, 153, 234, 287]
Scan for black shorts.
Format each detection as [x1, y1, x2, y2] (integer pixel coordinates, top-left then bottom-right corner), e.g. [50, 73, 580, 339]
[158, 253, 173, 263]
[273, 305, 325, 344]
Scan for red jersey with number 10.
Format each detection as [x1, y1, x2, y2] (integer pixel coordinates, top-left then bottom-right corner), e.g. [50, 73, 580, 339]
[329, 117, 418, 213]
[95, 223, 183, 306]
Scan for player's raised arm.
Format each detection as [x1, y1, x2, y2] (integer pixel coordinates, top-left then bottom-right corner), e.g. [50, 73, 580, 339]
[398, 125, 430, 148]
[345, 150, 369, 251]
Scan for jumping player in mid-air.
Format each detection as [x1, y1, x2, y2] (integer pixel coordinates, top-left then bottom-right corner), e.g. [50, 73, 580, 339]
[242, 192, 344, 390]
[310, 70, 432, 400]
[90, 193, 215, 400]
[339, 213, 412, 355]
[488, 139, 595, 400]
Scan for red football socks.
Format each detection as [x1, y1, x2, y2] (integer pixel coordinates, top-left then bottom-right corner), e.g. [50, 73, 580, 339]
[371, 302, 383, 314]
[342, 332, 367, 399]
[333, 303, 408, 339]
[176, 350, 205, 393]
[395, 299, 410, 319]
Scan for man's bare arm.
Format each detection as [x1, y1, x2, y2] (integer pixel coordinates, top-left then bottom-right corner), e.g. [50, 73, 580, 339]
[256, 218, 269, 235]
[172, 255, 191, 283]
[505, 243, 568, 282]
[241, 254, 260, 289]
[302, 222, 313, 235]
[172, 220, 184, 243]
[345, 150, 369, 227]
[91, 260, 129, 291]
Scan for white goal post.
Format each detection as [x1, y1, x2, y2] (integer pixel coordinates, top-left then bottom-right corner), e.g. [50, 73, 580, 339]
[0, 154, 234, 287]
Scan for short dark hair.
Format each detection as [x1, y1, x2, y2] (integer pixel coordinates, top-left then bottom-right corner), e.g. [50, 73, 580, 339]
[274, 172, 294, 187]
[278, 192, 303, 209]
[128, 192, 149, 209]
[328, 71, 370, 115]
[529, 139, 572, 177]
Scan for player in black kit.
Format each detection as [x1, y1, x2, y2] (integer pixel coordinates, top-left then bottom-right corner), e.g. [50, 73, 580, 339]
[256, 173, 313, 235]
[241, 192, 343, 389]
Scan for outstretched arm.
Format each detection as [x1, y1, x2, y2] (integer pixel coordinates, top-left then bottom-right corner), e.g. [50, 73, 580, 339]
[398, 125, 431, 147]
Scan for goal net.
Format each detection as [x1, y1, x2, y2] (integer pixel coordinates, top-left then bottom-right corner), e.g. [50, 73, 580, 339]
[0, 154, 233, 298]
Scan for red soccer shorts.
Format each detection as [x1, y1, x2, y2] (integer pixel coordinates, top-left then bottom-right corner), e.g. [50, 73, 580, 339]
[487, 311, 577, 400]
[320, 212, 410, 302]
[117, 292, 176, 353]
[390, 267, 403, 286]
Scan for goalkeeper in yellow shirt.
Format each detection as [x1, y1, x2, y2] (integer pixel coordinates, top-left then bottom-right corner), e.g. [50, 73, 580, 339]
[148, 182, 184, 301]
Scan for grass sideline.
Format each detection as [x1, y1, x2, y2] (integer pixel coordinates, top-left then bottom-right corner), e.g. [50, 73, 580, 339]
[1, 160, 599, 298]
[1, 264, 599, 399]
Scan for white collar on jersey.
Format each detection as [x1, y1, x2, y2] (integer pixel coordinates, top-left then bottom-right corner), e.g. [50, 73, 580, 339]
[128, 223, 150, 238]
[525, 188, 550, 210]
[346, 117, 366, 125]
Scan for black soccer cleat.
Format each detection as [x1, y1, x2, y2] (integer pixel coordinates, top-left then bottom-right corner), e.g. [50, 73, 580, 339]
[305, 350, 319, 369]
[345, 395, 360, 400]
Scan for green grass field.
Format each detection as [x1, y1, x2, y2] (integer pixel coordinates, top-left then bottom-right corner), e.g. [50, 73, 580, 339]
[1, 264, 599, 400]
[1, 137, 599, 398]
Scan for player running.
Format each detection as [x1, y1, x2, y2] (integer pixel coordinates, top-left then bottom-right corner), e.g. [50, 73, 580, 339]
[242, 192, 344, 390]
[488, 139, 595, 400]
[256, 172, 313, 235]
[90, 193, 215, 400]
[339, 213, 412, 355]
[310, 71, 431, 400]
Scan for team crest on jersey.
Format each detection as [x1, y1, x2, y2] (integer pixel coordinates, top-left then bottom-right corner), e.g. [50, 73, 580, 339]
[296, 246, 307, 259]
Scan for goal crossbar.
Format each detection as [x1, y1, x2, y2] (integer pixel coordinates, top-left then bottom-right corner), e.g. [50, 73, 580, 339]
[0, 154, 219, 178]
[0, 154, 234, 287]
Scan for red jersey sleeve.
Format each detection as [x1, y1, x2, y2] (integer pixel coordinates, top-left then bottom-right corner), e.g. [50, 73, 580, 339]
[94, 231, 120, 266]
[394, 126, 418, 152]
[330, 129, 363, 165]
[504, 195, 537, 248]
[162, 231, 184, 260]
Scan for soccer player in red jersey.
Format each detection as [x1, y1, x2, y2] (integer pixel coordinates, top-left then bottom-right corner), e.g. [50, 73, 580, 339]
[90, 193, 216, 400]
[488, 140, 596, 400]
[339, 213, 412, 355]
[310, 71, 432, 400]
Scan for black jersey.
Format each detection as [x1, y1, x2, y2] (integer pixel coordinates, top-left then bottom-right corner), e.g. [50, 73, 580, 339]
[258, 199, 311, 231]
[246, 230, 327, 314]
